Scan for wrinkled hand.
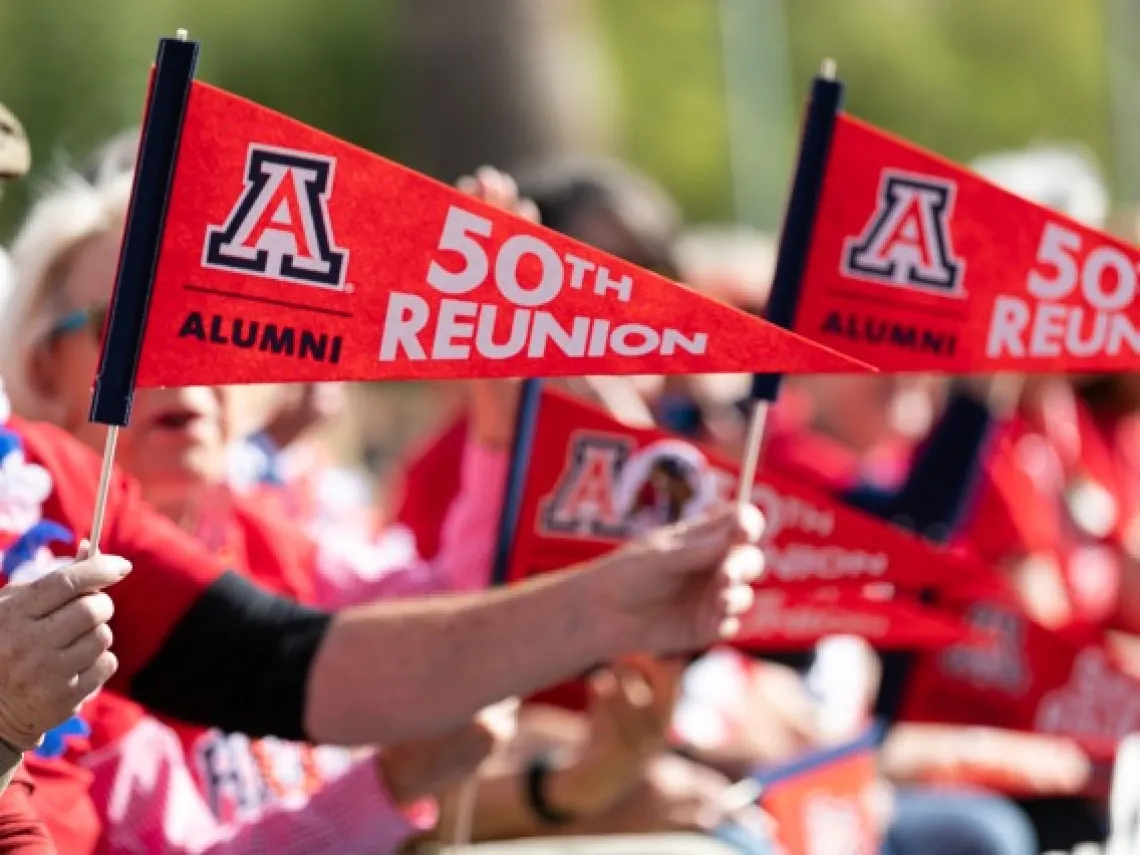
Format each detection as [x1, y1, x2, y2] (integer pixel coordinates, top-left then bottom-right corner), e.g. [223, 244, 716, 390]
[0, 542, 130, 750]
[550, 656, 683, 816]
[453, 165, 539, 450]
[592, 503, 765, 657]
[588, 656, 681, 766]
[456, 165, 540, 225]
[376, 698, 519, 806]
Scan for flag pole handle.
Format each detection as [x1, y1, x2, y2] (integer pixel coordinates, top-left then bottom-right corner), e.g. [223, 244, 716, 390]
[749, 58, 844, 405]
[489, 378, 545, 587]
[87, 427, 119, 555]
[736, 401, 769, 507]
[88, 31, 198, 428]
[86, 29, 196, 553]
[738, 58, 843, 505]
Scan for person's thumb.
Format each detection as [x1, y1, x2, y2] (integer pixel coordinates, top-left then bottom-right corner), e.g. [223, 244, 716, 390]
[22, 554, 131, 618]
[642, 504, 764, 577]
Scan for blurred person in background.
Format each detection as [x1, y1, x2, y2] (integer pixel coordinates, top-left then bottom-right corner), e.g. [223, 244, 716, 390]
[384, 159, 781, 852]
[674, 225, 1062, 855]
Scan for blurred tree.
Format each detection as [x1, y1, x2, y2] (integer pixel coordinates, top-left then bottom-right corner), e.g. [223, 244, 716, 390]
[1106, 0, 1140, 205]
[0, 0, 398, 236]
[0, 0, 1115, 235]
[785, 0, 1109, 166]
[595, 0, 734, 223]
[599, 0, 1111, 223]
[394, 0, 616, 182]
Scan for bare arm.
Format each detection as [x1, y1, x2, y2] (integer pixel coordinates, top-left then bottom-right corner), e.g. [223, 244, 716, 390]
[305, 504, 761, 746]
[305, 568, 609, 745]
[129, 504, 759, 750]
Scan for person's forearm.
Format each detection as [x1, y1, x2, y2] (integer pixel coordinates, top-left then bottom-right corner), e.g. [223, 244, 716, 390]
[305, 568, 613, 746]
[880, 723, 960, 784]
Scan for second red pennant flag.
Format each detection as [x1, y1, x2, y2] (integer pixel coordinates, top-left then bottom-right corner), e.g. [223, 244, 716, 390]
[793, 113, 1140, 374]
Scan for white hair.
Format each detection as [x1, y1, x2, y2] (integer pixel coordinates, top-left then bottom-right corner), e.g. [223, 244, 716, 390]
[0, 169, 133, 421]
[970, 144, 1110, 229]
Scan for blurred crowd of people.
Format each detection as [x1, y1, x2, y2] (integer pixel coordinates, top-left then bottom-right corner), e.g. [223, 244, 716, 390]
[0, 80, 1140, 855]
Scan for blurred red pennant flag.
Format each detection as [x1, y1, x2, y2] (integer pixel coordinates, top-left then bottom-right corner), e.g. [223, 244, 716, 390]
[503, 385, 987, 648]
[128, 81, 867, 387]
[793, 113, 1140, 373]
[759, 731, 883, 855]
[737, 589, 968, 651]
[903, 592, 1140, 764]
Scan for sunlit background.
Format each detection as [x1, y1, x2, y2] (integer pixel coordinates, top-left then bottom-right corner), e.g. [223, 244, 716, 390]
[3, 0, 1137, 493]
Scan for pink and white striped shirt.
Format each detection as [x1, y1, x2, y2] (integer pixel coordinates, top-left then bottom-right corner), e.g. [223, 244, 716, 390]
[83, 441, 507, 854]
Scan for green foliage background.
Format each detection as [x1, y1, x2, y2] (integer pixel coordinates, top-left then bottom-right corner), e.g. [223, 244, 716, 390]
[0, 0, 1114, 235]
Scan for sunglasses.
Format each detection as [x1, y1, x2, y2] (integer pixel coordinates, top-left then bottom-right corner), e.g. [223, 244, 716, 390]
[46, 304, 109, 343]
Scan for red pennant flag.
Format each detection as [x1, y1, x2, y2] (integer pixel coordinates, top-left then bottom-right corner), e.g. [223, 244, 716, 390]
[127, 81, 867, 386]
[902, 593, 1140, 762]
[507, 384, 993, 599]
[793, 113, 1140, 373]
[759, 733, 883, 855]
[736, 589, 969, 651]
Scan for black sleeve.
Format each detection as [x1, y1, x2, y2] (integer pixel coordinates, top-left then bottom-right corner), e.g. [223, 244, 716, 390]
[128, 571, 332, 740]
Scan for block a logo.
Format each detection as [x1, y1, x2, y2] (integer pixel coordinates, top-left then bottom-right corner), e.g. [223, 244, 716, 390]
[842, 171, 965, 297]
[203, 144, 349, 290]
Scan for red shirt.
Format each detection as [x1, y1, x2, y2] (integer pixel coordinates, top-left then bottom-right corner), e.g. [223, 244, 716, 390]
[6, 417, 224, 853]
[79, 489, 331, 825]
[15, 417, 223, 685]
[0, 766, 53, 855]
[392, 413, 467, 561]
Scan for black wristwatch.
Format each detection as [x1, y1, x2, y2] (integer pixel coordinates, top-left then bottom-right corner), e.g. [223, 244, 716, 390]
[524, 751, 578, 826]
